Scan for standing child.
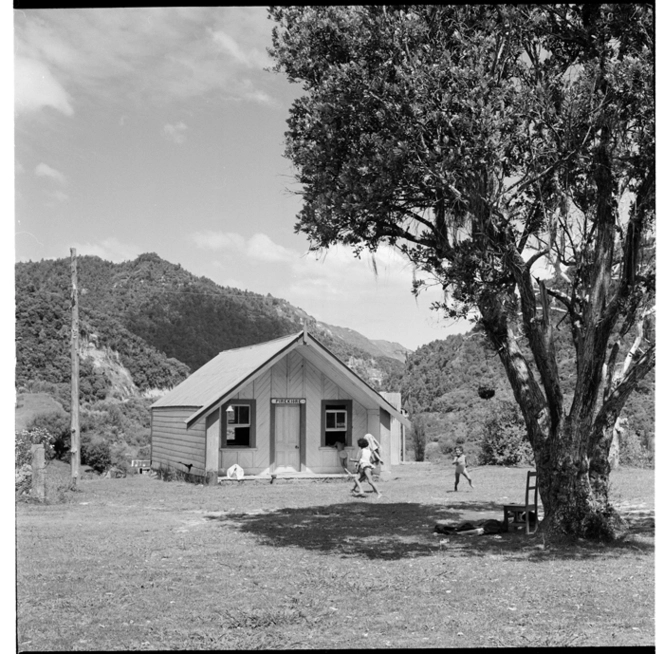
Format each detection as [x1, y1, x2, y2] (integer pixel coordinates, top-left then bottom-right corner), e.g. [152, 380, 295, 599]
[335, 439, 351, 473]
[453, 446, 473, 490]
[349, 437, 382, 498]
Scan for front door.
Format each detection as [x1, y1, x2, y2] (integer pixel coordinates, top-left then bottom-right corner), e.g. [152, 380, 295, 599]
[274, 405, 301, 472]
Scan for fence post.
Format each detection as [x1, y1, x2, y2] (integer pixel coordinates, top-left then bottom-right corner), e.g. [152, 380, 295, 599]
[31, 444, 45, 501]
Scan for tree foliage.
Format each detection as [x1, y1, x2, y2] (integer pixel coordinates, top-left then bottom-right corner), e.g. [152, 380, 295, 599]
[270, 5, 654, 540]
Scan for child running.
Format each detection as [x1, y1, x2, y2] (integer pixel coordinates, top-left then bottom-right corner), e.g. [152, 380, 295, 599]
[349, 437, 382, 498]
[453, 446, 473, 491]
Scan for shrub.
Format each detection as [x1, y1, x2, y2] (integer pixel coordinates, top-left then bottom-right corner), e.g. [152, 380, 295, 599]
[478, 401, 534, 466]
[81, 436, 112, 473]
[437, 436, 456, 456]
[15, 427, 56, 468]
[26, 411, 71, 460]
[619, 428, 654, 468]
[424, 441, 444, 462]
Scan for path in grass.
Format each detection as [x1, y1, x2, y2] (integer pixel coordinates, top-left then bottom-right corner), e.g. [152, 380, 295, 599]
[16, 462, 654, 650]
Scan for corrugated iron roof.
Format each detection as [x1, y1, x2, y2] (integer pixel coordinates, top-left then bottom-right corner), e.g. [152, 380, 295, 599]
[151, 331, 302, 409]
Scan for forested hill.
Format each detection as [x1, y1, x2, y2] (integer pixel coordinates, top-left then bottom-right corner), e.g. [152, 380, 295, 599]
[15, 253, 406, 400]
[386, 326, 655, 455]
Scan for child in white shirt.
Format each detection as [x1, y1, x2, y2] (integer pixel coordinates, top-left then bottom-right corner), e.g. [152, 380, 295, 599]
[349, 437, 382, 498]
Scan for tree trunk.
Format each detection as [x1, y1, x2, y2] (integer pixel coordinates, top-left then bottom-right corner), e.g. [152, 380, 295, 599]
[608, 419, 622, 470]
[536, 418, 626, 542]
[479, 290, 630, 543]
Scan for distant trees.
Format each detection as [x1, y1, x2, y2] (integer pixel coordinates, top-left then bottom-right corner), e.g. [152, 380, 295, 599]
[270, 5, 655, 540]
[410, 414, 428, 462]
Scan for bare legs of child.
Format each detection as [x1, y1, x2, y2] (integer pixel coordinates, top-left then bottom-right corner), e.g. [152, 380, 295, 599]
[454, 470, 473, 490]
[352, 467, 382, 498]
[351, 473, 367, 497]
[361, 467, 382, 498]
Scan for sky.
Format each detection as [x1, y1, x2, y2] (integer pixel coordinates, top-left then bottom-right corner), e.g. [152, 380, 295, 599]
[12, 6, 473, 352]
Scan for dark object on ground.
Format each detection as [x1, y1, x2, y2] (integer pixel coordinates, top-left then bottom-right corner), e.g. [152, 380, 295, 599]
[481, 519, 504, 534]
[435, 521, 479, 535]
[434, 518, 506, 536]
[478, 385, 495, 399]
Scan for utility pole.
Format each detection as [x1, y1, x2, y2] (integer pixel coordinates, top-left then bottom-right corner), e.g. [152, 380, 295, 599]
[70, 248, 80, 488]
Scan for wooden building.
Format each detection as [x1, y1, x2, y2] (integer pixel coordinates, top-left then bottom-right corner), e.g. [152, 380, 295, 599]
[150, 329, 409, 480]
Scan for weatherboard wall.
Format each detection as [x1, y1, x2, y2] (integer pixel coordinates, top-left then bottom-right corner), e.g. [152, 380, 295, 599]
[151, 407, 206, 475]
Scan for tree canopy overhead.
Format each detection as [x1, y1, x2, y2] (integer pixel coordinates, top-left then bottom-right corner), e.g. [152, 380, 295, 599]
[269, 4, 655, 540]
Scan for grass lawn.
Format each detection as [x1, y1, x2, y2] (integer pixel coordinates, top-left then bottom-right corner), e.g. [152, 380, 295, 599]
[16, 461, 654, 650]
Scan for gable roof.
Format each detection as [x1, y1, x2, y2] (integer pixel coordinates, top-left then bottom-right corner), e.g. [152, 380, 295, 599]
[151, 331, 301, 412]
[152, 330, 410, 428]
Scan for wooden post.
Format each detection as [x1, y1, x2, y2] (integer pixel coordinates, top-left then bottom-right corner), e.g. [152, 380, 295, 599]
[70, 248, 80, 488]
[31, 444, 45, 501]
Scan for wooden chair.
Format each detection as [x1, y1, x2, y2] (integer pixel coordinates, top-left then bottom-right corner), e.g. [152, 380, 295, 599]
[503, 470, 539, 535]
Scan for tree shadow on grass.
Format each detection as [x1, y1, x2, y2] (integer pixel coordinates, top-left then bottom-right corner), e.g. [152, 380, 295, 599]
[203, 500, 654, 562]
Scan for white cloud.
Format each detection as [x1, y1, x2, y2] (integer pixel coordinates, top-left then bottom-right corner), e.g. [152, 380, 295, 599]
[51, 190, 69, 203]
[162, 121, 188, 144]
[190, 230, 296, 263]
[14, 7, 280, 117]
[193, 231, 416, 291]
[246, 234, 294, 263]
[68, 237, 142, 262]
[14, 56, 74, 116]
[190, 230, 246, 251]
[285, 246, 415, 302]
[211, 29, 272, 69]
[35, 163, 67, 184]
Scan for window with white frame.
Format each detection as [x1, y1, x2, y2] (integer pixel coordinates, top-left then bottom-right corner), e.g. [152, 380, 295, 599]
[322, 400, 352, 447]
[222, 401, 255, 448]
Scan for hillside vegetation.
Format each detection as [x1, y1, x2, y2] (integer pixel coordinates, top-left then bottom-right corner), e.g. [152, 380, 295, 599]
[388, 326, 654, 467]
[15, 253, 404, 400]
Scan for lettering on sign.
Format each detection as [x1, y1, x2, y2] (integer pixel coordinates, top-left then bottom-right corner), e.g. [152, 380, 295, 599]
[271, 398, 306, 405]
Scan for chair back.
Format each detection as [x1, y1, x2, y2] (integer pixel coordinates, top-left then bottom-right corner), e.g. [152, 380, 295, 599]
[525, 470, 538, 508]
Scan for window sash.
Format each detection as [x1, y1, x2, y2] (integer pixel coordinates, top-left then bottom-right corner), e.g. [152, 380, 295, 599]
[322, 400, 352, 447]
[222, 401, 255, 448]
[228, 404, 250, 427]
[325, 410, 347, 430]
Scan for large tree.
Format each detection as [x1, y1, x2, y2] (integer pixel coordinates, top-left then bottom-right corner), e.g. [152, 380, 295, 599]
[269, 4, 655, 541]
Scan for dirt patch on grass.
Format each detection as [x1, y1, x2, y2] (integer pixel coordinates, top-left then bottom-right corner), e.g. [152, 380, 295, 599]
[16, 463, 654, 650]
